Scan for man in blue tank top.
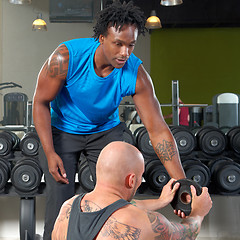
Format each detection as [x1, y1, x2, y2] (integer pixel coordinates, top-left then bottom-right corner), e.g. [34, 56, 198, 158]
[33, 1, 186, 239]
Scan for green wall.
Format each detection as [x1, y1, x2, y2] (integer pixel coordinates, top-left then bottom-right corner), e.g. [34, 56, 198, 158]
[150, 27, 240, 116]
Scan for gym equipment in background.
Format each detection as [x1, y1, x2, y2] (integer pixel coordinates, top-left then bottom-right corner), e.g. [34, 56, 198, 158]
[144, 159, 170, 194]
[193, 126, 227, 156]
[170, 126, 197, 156]
[20, 132, 40, 156]
[181, 157, 211, 187]
[208, 157, 240, 195]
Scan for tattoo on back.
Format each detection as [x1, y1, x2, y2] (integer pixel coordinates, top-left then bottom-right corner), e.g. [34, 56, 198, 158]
[155, 140, 177, 163]
[81, 200, 141, 239]
[102, 218, 141, 240]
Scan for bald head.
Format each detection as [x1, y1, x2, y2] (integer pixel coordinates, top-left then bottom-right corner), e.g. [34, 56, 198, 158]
[96, 141, 144, 189]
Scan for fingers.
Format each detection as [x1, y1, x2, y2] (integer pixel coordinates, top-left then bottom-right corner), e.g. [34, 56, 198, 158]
[49, 163, 69, 184]
[190, 185, 197, 197]
[172, 181, 180, 192]
[174, 209, 186, 218]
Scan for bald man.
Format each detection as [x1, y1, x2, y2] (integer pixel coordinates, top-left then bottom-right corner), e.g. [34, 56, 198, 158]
[52, 142, 212, 240]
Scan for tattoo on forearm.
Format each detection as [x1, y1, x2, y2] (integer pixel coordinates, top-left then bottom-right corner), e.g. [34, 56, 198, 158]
[147, 211, 199, 240]
[155, 140, 177, 163]
[82, 200, 141, 239]
[48, 45, 69, 78]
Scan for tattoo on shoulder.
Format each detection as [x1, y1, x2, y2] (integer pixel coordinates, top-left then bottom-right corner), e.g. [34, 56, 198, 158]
[82, 200, 141, 239]
[48, 45, 69, 78]
[58, 202, 72, 222]
[154, 140, 177, 163]
[81, 200, 102, 212]
[101, 216, 141, 240]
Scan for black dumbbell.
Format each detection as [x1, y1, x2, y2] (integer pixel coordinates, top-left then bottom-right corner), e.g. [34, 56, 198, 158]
[144, 159, 170, 194]
[20, 132, 40, 156]
[181, 158, 211, 187]
[134, 127, 156, 156]
[171, 126, 197, 156]
[0, 158, 11, 192]
[11, 158, 43, 195]
[194, 126, 227, 156]
[226, 126, 240, 155]
[0, 131, 20, 156]
[208, 157, 240, 195]
[78, 160, 95, 192]
[123, 127, 135, 146]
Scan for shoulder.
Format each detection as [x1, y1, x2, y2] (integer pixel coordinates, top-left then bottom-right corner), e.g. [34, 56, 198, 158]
[97, 204, 155, 240]
[52, 195, 79, 240]
[58, 195, 78, 220]
[62, 38, 99, 54]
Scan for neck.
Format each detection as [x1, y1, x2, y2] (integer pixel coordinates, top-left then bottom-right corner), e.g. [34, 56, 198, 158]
[86, 183, 130, 205]
[94, 45, 114, 78]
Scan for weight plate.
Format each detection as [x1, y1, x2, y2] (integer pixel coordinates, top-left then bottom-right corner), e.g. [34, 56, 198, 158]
[123, 128, 135, 146]
[78, 162, 95, 192]
[230, 129, 240, 154]
[137, 128, 156, 156]
[216, 164, 240, 193]
[199, 129, 226, 155]
[171, 179, 202, 216]
[21, 138, 39, 156]
[171, 127, 196, 155]
[208, 158, 230, 175]
[184, 164, 211, 187]
[0, 134, 11, 156]
[11, 160, 42, 192]
[0, 159, 11, 190]
[6, 131, 20, 150]
[144, 160, 170, 192]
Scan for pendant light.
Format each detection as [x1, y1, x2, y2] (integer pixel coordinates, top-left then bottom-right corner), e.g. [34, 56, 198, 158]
[32, 13, 47, 31]
[145, 10, 162, 29]
[160, 0, 183, 6]
[9, 0, 31, 4]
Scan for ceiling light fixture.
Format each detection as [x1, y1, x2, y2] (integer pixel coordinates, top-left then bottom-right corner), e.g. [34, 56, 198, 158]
[160, 0, 183, 6]
[9, 0, 31, 4]
[32, 13, 47, 31]
[145, 10, 162, 29]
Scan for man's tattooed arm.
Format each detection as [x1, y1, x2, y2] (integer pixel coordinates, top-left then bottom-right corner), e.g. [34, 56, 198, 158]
[154, 140, 178, 163]
[147, 211, 200, 240]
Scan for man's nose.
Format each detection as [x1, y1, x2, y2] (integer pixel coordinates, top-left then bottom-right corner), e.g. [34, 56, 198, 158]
[120, 46, 129, 58]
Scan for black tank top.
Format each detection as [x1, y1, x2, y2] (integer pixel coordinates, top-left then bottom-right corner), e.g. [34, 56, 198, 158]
[67, 193, 130, 240]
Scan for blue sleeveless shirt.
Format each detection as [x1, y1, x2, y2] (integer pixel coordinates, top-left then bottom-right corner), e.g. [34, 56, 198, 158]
[51, 38, 142, 134]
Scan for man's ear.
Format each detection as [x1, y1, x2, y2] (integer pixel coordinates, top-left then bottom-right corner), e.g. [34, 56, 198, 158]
[125, 173, 135, 189]
[99, 34, 104, 44]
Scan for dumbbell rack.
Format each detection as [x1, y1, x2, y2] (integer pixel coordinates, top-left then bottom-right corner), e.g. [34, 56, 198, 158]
[0, 124, 40, 240]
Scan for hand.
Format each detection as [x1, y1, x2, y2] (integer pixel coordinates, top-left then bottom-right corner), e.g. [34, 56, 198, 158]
[159, 178, 180, 208]
[189, 186, 212, 218]
[47, 152, 69, 184]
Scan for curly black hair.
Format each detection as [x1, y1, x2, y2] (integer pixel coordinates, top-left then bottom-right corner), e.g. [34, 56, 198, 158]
[93, 1, 147, 40]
